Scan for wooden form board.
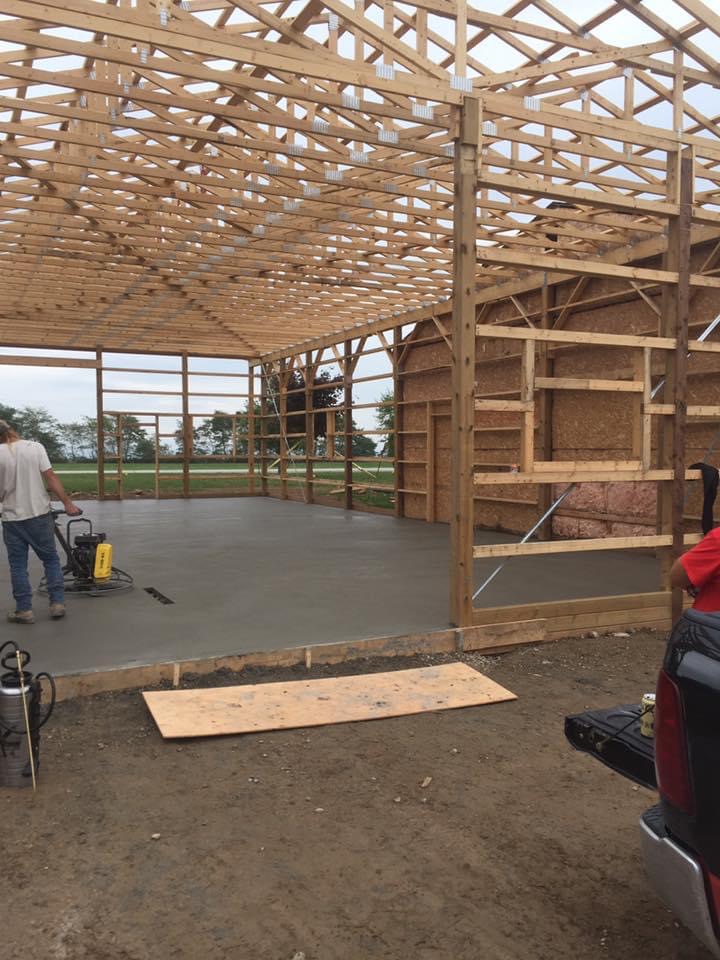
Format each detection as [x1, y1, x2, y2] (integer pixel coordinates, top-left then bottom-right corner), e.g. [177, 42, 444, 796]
[471, 591, 689, 639]
[143, 663, 516, 738]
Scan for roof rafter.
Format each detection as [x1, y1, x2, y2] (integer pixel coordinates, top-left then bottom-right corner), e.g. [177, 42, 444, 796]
[0, 0, 719, 356]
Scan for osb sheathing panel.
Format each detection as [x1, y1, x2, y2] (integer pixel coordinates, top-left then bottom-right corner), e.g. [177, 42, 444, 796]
[402, 242, 720, 535]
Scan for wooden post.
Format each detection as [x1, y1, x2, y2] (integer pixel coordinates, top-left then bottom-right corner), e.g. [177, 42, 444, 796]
[343, 339, 353, 511]
[95, 347, 105, 500]
[426, 400, 436, 522]
[519, 339, 535, 472]
[116, 413, 124, 500]
[450, 96, 479, 628]
[181, 353, 191, 498]
[537, 278, 554, 539]
[632, 347, 653, 470]
[671, 150, 693, 623]
[260, 363, 269, 496]
[393, 326, 404, 518]
[305, 351, 315, 504]
[279, 357, 289, 500]
[154, 414, 160, 499]
[659, 147, 693, 623]
[248, 363, 256, 495]
[326, 409, 336, 460]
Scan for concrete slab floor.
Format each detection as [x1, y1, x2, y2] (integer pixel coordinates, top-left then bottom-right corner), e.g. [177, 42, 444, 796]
[0, 498, 661, 676]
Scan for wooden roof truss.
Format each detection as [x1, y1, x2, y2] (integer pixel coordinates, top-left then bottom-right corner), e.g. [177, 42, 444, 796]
[1, 0, 720, 356]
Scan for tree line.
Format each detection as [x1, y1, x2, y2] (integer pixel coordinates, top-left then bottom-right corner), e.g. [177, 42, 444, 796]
[1, 375, 395, 462]
[0, 403, 157, 462]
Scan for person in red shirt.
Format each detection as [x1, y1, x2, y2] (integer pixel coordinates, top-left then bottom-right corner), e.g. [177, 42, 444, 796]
[671, 530, 720, 611]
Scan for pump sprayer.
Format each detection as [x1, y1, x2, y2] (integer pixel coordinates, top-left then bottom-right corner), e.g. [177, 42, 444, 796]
[0, 641, 55, 789]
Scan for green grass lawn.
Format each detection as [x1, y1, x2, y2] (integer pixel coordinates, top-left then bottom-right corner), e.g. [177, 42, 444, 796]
[55, 462, 396, 510]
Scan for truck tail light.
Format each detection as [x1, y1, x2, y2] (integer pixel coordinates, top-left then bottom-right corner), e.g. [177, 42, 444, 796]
[655, 670, 695, 815]
[705, 868, 720, 932]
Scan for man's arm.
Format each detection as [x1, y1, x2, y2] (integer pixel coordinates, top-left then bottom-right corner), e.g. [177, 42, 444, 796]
[671, 556, 693, 590]
[42, 468, 82, 516]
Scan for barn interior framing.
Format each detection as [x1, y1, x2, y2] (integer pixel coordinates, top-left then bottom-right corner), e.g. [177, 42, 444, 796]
[2, 0, 720, 648]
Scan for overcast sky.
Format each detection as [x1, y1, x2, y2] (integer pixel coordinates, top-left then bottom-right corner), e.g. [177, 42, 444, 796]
[0, 344, 394, 431]
[1, 0, 716, 434]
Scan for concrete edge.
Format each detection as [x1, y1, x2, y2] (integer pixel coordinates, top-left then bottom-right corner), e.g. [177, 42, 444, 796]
[52, 613, 669, 701]
[53, 619, 553, 701]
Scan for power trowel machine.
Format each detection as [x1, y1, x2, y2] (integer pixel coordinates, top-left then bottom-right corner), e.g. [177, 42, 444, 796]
[40, 507, 133, 597]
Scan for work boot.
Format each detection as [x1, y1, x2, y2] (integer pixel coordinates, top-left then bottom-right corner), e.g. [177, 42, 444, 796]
[49, 603, 66, 620]
[7, 610, 35, 624]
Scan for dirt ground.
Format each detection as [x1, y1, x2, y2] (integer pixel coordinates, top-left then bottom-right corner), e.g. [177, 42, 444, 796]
[2, 632, 712, 960]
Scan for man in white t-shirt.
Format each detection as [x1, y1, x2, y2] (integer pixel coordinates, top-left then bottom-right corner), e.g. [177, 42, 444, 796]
[0, 419, 81, 624]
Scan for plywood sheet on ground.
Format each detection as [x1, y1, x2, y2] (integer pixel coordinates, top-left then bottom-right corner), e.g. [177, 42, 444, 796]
[143, 663, 516, 738]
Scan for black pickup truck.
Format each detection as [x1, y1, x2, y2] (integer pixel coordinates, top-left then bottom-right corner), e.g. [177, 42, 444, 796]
[566, 609, 720, 958]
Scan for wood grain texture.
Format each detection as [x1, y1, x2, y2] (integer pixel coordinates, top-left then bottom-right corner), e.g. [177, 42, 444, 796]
[143, 663, 516, 738]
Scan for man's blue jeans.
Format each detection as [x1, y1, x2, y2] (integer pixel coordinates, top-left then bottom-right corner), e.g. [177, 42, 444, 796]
[2, 513, 64, 611]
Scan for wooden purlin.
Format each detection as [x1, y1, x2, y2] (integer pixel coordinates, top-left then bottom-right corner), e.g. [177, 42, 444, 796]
[1, 1, 720, 355]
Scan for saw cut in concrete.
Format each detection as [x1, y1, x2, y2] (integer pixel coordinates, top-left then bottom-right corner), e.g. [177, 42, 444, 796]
[143, 663, 516, 738]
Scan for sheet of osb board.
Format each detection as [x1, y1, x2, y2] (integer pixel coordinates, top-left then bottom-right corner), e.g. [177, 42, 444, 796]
[401, 441, 427, 463]
[475, 434, 524, 452]
[474, 500, 539, 532]
[565, 300, 657, 336]
[402, 467, 426, 496]
[404, 366, 449, 403]
[404, 483, 538, 531]
[552, 393, 632, 450]
[143, 663, 516, 738]
[688, 374, 720, 404]
[553, 447, 635, 460]
[402, 493, 426, 519]
[476, 365, 521, 397]
[403, 339, 449, 377]
[552, 345, 638, 381]
[402, 407, 427, 432]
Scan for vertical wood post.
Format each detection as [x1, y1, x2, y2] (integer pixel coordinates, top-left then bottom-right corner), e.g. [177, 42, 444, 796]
[248, 363, 256, 495]
[343, 339, 353, 511]
[393, 325, 404, 518]
[659, 147, 693, 623]
[260, 363, 269, 496]
[537, 278, 554, 538]
[519, 339, 535, 472]
[450, 96, 479, 628]
[671, 150, 693, 623]
[116, 413, 124, 500]
[279, 357, 289, 500]
[154, 414, 160, 499]
[95, 347, 105, 500]
[305, 351, 315, 504]
[632, 347, 653, 470]
[181, 353, 191, 498]
[327, 409, 336, 460]
[425, 400, 436, 522]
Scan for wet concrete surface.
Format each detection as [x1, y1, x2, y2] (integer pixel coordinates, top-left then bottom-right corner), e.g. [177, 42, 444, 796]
[0, 498, 660, 675]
